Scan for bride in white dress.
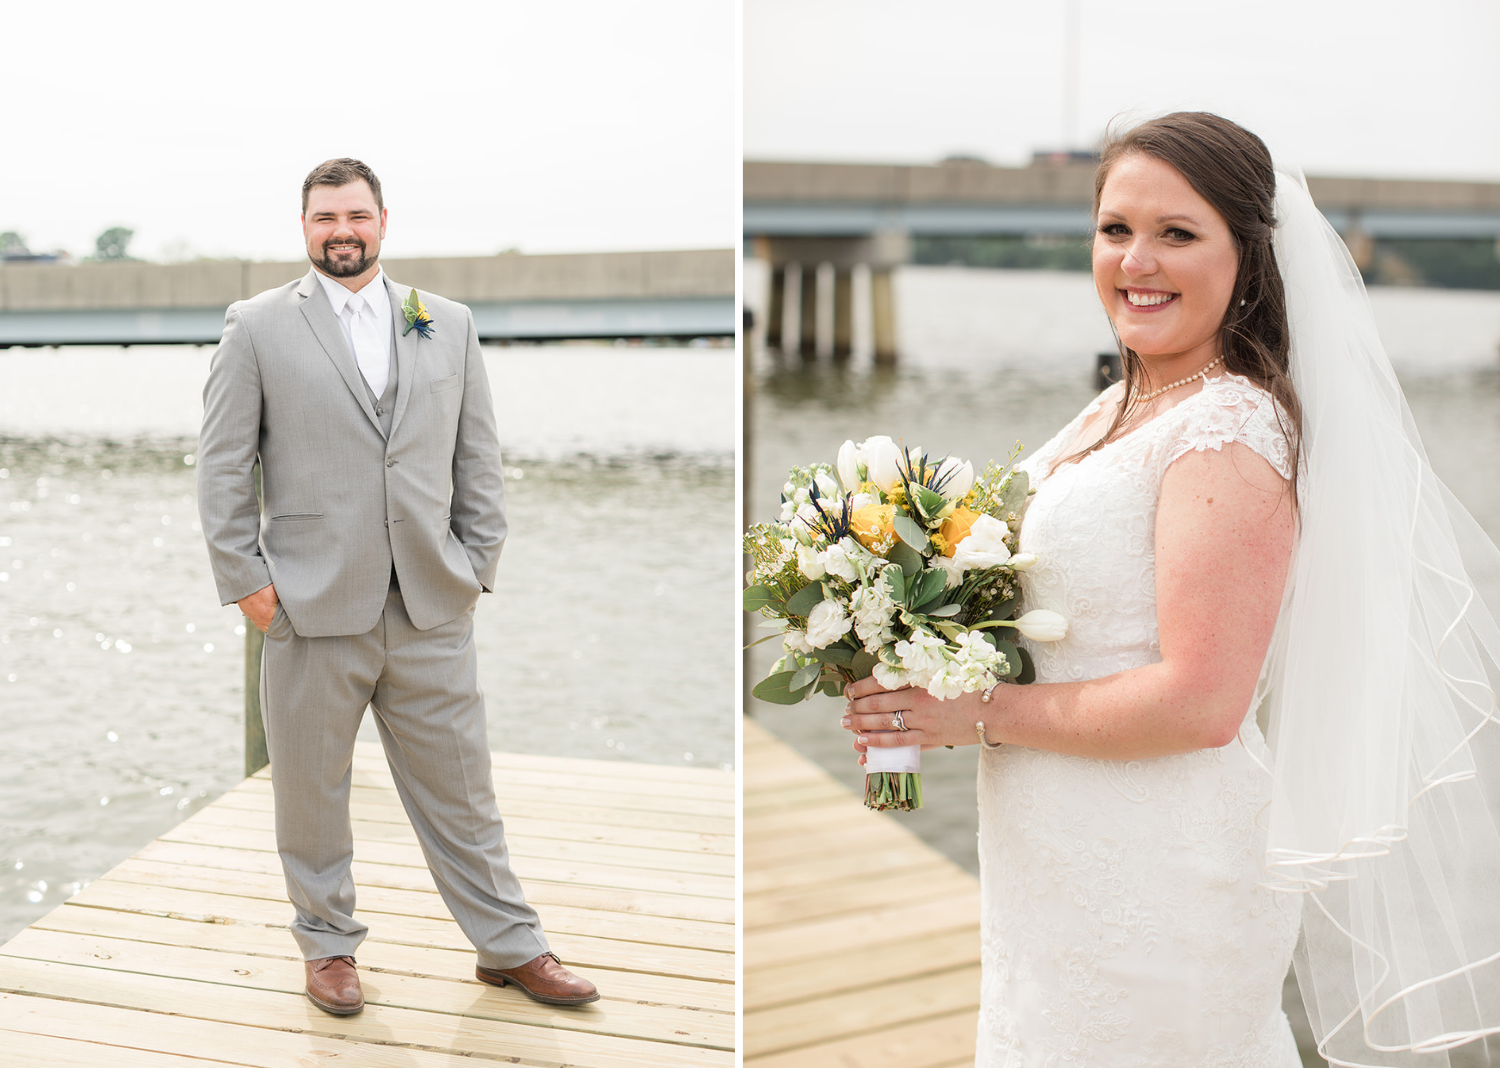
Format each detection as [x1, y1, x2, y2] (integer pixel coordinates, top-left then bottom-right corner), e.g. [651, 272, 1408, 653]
[845, 112, 1500, 1067]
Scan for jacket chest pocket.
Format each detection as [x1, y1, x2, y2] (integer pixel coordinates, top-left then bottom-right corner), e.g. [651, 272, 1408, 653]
[430, 373, 461, 393]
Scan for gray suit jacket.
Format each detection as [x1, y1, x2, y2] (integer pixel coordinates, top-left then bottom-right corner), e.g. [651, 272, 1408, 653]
[197, 268, 506, 637]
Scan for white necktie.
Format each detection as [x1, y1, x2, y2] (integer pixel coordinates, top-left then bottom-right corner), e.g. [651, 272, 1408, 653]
[343, 292, 389, 399]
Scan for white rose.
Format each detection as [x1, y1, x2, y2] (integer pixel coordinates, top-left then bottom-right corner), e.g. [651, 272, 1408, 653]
[823, 542, 859, 582]
[805, 600, 854, 649]
[935, 457, 975, 502]
[850, 491, 875, 511]
[836, 440, 861, 492]
[783, 629, 814, 654]
[861, 435, 904, 494]
[1014, 609, 1068, 642]
[930, 554, 968, 589]
[795, 543, 826, 580]
[952, 514, 1013, 569]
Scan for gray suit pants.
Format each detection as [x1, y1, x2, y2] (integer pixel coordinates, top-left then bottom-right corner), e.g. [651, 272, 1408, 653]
[260, 583, 548, 968]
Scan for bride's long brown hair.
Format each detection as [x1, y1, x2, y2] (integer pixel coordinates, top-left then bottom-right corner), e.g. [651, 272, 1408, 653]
[1067, 112, 1303, 497]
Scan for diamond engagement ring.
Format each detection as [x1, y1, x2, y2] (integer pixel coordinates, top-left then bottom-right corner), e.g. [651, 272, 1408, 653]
[892, 711, 909, 731]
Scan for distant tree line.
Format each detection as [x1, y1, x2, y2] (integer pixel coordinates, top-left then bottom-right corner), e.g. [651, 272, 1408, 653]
[0, 226, 137, 263]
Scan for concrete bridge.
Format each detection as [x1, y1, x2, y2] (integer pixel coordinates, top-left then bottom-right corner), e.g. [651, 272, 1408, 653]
[0, 248, 734, 347]
[745, 158, 1500, 360]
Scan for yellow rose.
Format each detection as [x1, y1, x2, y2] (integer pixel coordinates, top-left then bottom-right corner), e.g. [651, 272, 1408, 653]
[938, 506, 981, 558]
[850, 503, 897, 554]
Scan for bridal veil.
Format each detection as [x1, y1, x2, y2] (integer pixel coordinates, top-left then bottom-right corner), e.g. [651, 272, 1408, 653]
[1259, 170, 1500, 1066]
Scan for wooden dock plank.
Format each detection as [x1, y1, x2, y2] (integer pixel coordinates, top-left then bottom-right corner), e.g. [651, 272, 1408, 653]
[744, 717, 979, 1067]
[0, 741, 734, 1067]
[131, 839, 734, 922]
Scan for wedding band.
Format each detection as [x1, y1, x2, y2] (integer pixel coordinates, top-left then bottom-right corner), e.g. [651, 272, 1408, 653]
[892, 710, 909, 732]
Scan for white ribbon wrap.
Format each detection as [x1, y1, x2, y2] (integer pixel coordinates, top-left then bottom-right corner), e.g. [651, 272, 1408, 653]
[865, 740, 921, 775]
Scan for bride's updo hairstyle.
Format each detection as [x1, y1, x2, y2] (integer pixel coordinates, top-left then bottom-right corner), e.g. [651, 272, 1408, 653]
[1084, 111, 1303, 491]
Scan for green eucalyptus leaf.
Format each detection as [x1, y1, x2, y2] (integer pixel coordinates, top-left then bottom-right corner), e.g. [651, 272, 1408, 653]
[790, 661, 823, 691]
[1014, 644, 1037, 685]
[743, 584, 781, 612]
[991, 638, 1021, 678]
[751, 671, 813, 704]
[1000, 470, 1030, 520]
[783, 582, 827, 618]
[850, 649, 878, 678]
[887, 541, 924, 577]
[814, 643, 856, 668]
[743, 631, 788, 650]
[893, 514, 932, 554]
[925, 603, 963, 618]
[817, 678, 845, 697]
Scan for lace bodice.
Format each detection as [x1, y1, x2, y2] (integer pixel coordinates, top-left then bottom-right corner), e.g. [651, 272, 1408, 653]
[975, 373, 1302, 1067]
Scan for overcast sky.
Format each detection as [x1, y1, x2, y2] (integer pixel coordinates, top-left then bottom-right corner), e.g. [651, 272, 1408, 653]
[745, 0, 1500, 181]
[5, 0, 735, 263]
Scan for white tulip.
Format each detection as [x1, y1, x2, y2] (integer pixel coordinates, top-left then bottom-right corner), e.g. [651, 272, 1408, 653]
[814, 471, 840, 500]
[861, 435, 904, 494]
[952, 514, 1012, 569]
[936, 457, 975, 501]
[836, 440, 862, 492]
[1014, 609, 1068, 642]
[1006, 552, 1037, 572]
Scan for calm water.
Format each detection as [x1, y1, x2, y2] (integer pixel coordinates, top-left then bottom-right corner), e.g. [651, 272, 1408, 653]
[0, 341, 735, 943]
[746, 261, 1500, 874]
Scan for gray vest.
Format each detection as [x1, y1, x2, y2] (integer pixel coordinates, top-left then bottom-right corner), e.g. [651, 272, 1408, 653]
[361, 316, 399, 439]
[362, 318, 399, 584]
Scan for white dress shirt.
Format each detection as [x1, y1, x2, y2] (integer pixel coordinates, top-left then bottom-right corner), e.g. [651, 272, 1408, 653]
[315, 268, 393, 398]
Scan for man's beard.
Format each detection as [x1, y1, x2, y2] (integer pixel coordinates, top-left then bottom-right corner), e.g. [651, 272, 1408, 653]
[313, 238, 374, 278]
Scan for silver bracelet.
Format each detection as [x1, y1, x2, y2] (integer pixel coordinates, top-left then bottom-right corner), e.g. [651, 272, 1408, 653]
[980, 682, 1001, 703]
[976, 721, 1003, 750]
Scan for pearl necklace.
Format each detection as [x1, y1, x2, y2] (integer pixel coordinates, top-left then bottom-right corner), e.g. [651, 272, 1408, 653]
[1137, 355, 1223, 402]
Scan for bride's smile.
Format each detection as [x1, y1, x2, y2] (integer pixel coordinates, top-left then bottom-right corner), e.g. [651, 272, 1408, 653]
[1093, 152, 1240, 387]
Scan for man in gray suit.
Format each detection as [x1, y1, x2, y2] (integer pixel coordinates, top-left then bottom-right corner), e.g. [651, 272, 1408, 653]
[197, 158, 598, 1015]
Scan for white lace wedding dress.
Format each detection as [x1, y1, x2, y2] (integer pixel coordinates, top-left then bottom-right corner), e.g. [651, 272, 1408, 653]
[976, 373, 1304, 1067]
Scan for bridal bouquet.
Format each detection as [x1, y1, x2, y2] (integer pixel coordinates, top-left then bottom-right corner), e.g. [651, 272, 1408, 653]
[744, 436, 1067, 811]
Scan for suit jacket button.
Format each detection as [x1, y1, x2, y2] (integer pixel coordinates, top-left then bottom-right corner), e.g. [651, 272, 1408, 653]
[386, 460, 395, 467]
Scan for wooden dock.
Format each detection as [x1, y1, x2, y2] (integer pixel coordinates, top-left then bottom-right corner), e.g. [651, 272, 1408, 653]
[0, 742, 735, 1067]
[744, 718, 980, 1067]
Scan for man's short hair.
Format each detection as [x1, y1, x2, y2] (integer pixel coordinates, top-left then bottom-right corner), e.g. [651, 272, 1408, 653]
[301, 159, 383, 213]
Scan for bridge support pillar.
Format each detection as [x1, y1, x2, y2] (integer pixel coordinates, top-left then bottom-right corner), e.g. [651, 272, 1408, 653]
[766, 266, 785, 348]
[832, 269, 853, 358]
[871, 268, 897, 365]
[757, 233, 909, 364]
[798, 266, 818, 358]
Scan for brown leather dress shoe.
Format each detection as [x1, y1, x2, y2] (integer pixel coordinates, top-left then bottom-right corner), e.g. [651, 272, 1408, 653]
[305, 955, 364, 1015]
[475, 952, 600, 1005]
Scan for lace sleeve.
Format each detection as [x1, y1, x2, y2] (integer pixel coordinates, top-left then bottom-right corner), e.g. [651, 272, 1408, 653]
[1163, 375, 1293, 481]
[1021, 382, 1123, 481]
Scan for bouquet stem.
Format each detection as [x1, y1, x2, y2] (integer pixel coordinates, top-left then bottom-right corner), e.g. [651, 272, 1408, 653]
[863, 740, 923, 811]
[864, 771, 923, 811]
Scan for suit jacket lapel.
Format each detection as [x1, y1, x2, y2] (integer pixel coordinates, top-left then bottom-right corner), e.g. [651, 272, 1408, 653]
[386, 276, 419, 439]
[295, 268, 382, 434]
